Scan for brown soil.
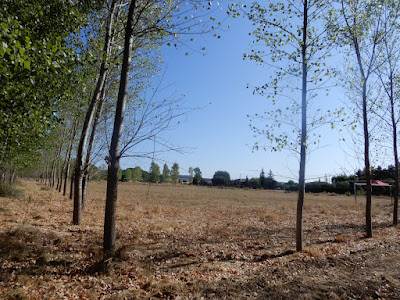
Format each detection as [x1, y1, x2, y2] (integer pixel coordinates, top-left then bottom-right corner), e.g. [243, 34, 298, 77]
[0, 180, 399, 299]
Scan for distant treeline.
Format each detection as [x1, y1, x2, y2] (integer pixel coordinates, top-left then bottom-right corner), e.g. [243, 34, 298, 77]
[89, 164, 396, 195]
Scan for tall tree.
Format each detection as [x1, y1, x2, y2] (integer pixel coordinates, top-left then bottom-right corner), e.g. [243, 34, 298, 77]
[234, 0, 336, 251]
[337, 0, 386, 237]
[103, 0, 220, 255]
[161, 163, 170, 182]
[170, 163, 180, 184]
[73, 0, 118, 226]
[149, 162, 161, 183]
[193, 167, 202, 185]
[259, 169, 265, 189]
[373, 1, 400, 225]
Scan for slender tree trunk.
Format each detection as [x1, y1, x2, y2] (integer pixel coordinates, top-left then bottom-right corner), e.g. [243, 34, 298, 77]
[50, 159, 57, 187]
[63, 121, 78, 196]
[57, 153, 63, 191]
[362, 80, 373, 237]
[73, 0, 117, 225]
[104, 0, 136, 256]
[82, 81, 107, 210]
[296, 0, 308, 252]
[60, 124, 75, 194]
[9, 168, 16, 185]
[44, 161, 49, 185]
[70, 169, 75, 200]
[390, 79, 399, 225]
[350, 21, 372, 237]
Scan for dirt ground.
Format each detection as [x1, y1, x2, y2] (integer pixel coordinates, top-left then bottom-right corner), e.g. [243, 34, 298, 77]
[1, 180, 400, 299]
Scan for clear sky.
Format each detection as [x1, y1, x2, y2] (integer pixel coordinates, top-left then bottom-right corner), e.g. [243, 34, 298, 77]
[120, 4, 385, 182]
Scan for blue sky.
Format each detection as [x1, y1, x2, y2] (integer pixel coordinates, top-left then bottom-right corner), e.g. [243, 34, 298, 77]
[121, 4, 371, 182]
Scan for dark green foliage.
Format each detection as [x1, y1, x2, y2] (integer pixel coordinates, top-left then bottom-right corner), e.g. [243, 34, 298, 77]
[284, 180, 298, 191]
[0, 0, 85, 175]
[264, 170, 277, 189]
[149, 162, 160, 183]
[142, 170, 150, 182]
[170, 163, 179, 183]
[305, 182, 334, 193]
[212, 171, 231, 186]
[193, 167, 202, 185]
[161, 164, 170, 183]
[249, 177, 260, 189]
[259, 169, 265, 188]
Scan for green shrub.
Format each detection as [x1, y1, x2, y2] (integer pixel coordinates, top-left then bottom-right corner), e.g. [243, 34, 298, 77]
[0, 184, 23, 198]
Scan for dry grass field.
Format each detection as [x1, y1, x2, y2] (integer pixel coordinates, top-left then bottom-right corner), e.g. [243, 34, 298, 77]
[1, 180, 400, 299]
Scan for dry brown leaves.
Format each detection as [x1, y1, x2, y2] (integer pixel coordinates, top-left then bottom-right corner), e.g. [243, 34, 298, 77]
[0, 180, 399, 299]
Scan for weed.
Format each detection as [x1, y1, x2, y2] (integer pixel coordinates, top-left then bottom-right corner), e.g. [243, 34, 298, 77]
[303, 247, 323, 258]
[0, 184, 23, 198]
[40, 186, 52, 191]
[334, 234, 348, 243]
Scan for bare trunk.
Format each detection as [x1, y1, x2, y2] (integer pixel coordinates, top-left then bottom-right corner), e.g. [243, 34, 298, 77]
[362, 81, 372, 237]
[390, 79, 399, 225]
[50, 160, 57, 187]
[64, 121, 78, 196]
[70, 169, 74, 200]
[44, 161, 49, 185]
[73, 0, 117, 225]
[9, 168, 16, 185]
[104, 0, 136, 256]
[82, 173, 87, 210]
[296, 0, 308, 252]
[82, 81, 107, 209]
[58, 171, 63, 192]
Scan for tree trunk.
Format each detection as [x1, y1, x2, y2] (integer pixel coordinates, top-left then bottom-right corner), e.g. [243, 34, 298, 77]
[63, 121, 78, 196]
[390, 78, 399, 225]
[70, 169, 74, 200]
[9, 168, 16, 185]
[50, 159, 57, 187]
[82, 81, 107, 210]
[73, 1, 117, 225]
[104, 0, 136, 256]
[362, 80, 373, 237]
[296, 0, 308, 253]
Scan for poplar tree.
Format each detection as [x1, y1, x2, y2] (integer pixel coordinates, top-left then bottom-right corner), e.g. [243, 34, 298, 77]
[335, 0, 387, 237]
[233, 0, 336, 251]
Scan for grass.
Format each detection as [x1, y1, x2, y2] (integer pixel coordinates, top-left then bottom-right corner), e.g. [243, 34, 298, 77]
[0, 183, 23, 198]
[0, 181, 399, 299]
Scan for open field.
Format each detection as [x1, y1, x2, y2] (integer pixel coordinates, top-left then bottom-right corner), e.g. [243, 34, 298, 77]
[1, 180, 400, 299]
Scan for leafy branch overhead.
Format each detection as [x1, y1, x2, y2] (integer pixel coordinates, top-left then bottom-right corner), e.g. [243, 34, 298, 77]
[230, 0, 343, 154]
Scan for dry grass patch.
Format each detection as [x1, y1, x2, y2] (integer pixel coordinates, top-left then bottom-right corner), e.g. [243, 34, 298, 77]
[1, 181, 399, 299]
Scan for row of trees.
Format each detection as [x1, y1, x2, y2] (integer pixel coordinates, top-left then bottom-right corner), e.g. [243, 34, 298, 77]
[3, 0, 400, 257]
[1, 0, 220, 259]
[230, 0, 400, 251]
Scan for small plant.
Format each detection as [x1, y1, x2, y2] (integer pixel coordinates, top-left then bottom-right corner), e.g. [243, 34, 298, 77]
[334, 234, 348, 243]
[40, 186, 52, 191]
[303, 247, 323, 258]
[345, 191, 352, 196]
[0, 184, 23, 198]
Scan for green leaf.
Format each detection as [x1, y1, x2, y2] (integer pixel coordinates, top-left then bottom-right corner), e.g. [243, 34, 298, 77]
[23, 60, 30, 70]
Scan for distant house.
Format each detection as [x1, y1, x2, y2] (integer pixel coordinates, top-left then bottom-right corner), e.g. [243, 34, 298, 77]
[231, 178, 247, 188]
[179, 175, 191, 184]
